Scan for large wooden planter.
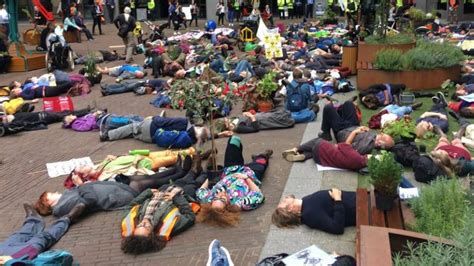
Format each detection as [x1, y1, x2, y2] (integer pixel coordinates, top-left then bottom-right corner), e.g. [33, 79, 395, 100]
[357, 42, 416, 69]
[342, 45, 358, 75]
[357, 66, 461, 91]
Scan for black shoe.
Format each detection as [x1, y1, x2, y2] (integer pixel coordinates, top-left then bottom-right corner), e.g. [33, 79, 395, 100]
[24, 203, 40, 218]
[318, 131, 332, 141]
[350, 95, 358, 102]
[448, 110, 461, 121]
[99, 124, 109, 141]
[191, 152, 203, 175]
[251, 149, 273, 161]
[64, 203, 85, 224]
[182, 155, 193, 172]
[411, 102, 423, 110]
[431, 96, 440, 104]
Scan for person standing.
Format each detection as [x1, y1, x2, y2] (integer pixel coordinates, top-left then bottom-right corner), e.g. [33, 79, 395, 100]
[233, 0, 241, 22]
[190, 0, 199, 27]
[448, 0, 459, 25]
[0, 4, 9, 39]
[114, 7, 136, 64]
[287, 0, 294, 19]
[92, 0, 104, 35]
[294, 0, 303, 19]
[105, 0, 115, 23]
[227, 0, 235, 27]
[168, 1, 176, 29]
[277, 0, 285, 19]
[147, 0, 156, 21]
[306, 0, 314, 18]
[216, 1, 226, 26]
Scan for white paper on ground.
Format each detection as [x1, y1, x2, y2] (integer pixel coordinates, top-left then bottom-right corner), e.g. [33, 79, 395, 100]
[398, 187, 420, 200]
[316, 164, 345, 171]
[282, 245, 336, 266]
[46, 157, 94, 178]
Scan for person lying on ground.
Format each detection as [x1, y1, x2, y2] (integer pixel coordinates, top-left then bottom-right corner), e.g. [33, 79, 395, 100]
[359, 84, 406, 110]
[271, 188, 355, 235]
[96, 64, 145, 83]
[0, 97, 37, 115]
[429, 122, 474, 177]
[100, 79, 168, 96]
[197, 136, 273, 227]
[102, 115, 232, 148]
[63, 111, 143, 132]
[318, 99, 394, 152]
[120, 172, 207, 254]
[0, 204, 84, 264]
[152, 45, 186, 78]
[74, 50, 123, 65]
[63, 148, 196, 188]
[0, 108, 91, 137]
[284, 68, 317, 123]
[34, 154, 202, 218]
[415, 92, 450, 138]
[282, 137, 367, 170]
[214, 109, 295, 134]
[9, 80, 74, 100]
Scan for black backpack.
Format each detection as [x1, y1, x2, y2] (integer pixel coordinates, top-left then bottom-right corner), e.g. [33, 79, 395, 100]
[391, 142, 420, 167]
[288, 83, 305, 112]
[412, 155, 446, 183]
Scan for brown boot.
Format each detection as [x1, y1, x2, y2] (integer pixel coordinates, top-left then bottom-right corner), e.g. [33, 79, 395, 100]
[191, 152, 203, 175]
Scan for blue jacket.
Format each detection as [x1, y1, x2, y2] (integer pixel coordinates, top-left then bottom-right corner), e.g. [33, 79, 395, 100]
[152, 128, 194, 149]
[286, 80, 312, 112]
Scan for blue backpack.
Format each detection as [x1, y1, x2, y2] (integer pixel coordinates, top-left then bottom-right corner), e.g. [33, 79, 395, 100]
[5, 249, 74, 266]
[287, 83, 306, 112]
[153, 129, 193, 149]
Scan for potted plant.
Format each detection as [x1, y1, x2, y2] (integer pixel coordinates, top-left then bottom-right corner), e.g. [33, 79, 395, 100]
[169, 66, 237, 181]
[255, 72, 278, 112]
[79, 54, 102, 85]
[368, 151, 403, 211]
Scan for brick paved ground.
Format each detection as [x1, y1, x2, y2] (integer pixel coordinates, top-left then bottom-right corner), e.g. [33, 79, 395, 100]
[0, 21, 311, 265]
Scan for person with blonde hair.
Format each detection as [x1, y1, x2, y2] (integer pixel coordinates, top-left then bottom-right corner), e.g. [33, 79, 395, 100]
[415, 92, 449, 139]
[272, 188, 356, 235]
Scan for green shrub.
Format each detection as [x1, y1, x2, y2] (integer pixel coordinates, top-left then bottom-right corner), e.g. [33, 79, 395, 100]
[407, 7, 427, 22]
[382, 117, 416, 141]
[393, 208, 473, 266]
[374, 41, 465, 71]
[409, 178, 470, 238]
[368, 151, 403, 196]
[364, 33, 414, 45]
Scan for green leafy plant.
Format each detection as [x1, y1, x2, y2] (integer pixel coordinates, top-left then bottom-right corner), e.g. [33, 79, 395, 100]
[374, 48, 404, 71]
[364, 33, 414, 45]
[368, 151, 403, 196]
[255, 72, 278, 101]
[382, 117, 416, 141]
[409, 178, 470, 238]
[84, 53, 97, 76]
[407, 7, 427, 22]
[321, 7, 338, 25]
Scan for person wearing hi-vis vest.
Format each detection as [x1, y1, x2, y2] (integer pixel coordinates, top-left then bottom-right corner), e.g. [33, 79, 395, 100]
[277, 0, 286, 19]
[343, 0, 358, 26]
[147, 0, 156, 21]
[448, 0, 459, 25]
[233, 0, 241, 22]
[287, 0, 294, 19]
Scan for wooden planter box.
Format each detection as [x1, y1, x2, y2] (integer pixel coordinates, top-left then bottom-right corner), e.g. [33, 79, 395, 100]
[357, 66, 461, 91]
[357, 42, 416, 69]
[342, 45, 358, 75]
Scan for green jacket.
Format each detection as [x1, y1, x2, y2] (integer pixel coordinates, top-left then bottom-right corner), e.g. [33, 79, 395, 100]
[287, 0, 294, 9]
[123, 189, 196, 238]
[277, 0, 285, 10]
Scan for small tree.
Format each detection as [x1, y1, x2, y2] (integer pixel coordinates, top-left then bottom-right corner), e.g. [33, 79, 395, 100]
[368, 150, 403, 197]
[169, 66, 237, 170]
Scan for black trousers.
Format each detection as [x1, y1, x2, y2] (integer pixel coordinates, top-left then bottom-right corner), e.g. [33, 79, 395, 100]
[306, 4, 313, 18]
[223, 137, 268, 181]
[191, 14, 198, 27]
[92, 16, 103, 34]
[123, 166, 187, 193]
[160, 171, 207, 199]
[321, 101, 360, 135]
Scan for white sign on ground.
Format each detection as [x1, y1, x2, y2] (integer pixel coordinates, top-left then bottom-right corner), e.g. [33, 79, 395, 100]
[46, 157, 94, 178]
[282, 245, 336, 266]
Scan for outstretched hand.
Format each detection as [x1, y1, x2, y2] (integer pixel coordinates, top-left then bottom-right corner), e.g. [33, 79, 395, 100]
[329, 188, 342, 201]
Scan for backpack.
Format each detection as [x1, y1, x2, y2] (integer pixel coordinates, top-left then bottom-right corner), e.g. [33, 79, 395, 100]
[256, 253, 288, 266]
[287, 83, 305, 112]
[391, 142, 420, 167]
[153, 129, 193, 149]
[412, 155, 446, 183]
[5, 249, 74, 266]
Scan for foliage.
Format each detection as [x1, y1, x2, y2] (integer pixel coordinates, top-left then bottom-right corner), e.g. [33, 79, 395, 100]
[84, 53, 97, 76]
[167, 46, 180, 61]
[408, 178, 470, 238]
[364, 33, 414, 45]
[373, 48, 404, 71]
[169, 74, 237, 122]
[382, 117, 416, 141]
[407, 7, 427, 22]
[321, 7, 338, 25]
[393, 208, 473, 266]
[368, 151, 403, 196]
[256, 72, 278, 101]
[374, 41, 465, 71]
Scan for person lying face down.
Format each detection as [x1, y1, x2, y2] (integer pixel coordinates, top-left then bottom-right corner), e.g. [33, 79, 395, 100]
[272, 188, 356, 235]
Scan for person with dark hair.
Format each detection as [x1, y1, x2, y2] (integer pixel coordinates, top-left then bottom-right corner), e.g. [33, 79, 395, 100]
[9, 80, 74, 100]
[285, 68, 317, 123]
[0, 108, 91, 137]
[100, 79, 168, 96]
[359, 83, 406, 109]
[332, 255, 356, 266]
[114, 6, 136, 63]
[272, 188, 356, 235]
[91, 0, 104, 35]
[415, 92, 450, 139]
[215, 110, 295, 134]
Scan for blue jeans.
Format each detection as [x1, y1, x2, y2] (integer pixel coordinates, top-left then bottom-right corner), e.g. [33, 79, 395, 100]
[210, 58, 226, 73]
[102, 82, 142, 95]
[234, 60, 255, 76]
[0, 216, 69, 257]
[97, 115, 144, 129]
[291, 108, 316, 123]
[228, 9, 234, 23]
[383, 105, 412, 117]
